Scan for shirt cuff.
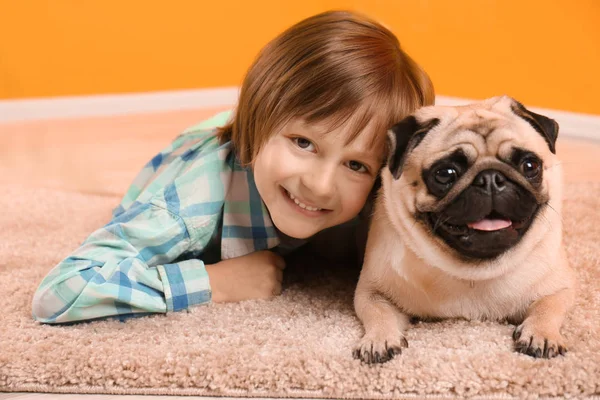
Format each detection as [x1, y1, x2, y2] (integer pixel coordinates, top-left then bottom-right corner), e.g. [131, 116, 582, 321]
[157, 259, 212, 312]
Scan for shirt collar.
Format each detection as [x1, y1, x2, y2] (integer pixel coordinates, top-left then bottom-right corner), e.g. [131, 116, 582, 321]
[220, 155, 281, 260]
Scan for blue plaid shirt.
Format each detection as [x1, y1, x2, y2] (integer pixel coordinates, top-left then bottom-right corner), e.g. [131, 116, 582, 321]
[32, 111, 303, 323]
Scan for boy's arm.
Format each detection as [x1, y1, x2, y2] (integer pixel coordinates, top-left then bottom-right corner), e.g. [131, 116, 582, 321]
[32, 201, 213, 324]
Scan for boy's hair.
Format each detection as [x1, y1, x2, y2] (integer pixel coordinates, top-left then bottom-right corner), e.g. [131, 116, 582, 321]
[217, 10, 435, 166]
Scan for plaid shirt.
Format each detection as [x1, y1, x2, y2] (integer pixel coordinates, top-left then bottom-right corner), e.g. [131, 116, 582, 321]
[32, 110, 302, 324]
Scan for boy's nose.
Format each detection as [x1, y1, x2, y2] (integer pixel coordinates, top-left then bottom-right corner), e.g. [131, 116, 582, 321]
[302, 164, 336, 200]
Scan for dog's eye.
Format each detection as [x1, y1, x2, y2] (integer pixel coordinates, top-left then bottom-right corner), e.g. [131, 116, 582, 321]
[435, 168, 458, 185]
[520, 158, 541, 179]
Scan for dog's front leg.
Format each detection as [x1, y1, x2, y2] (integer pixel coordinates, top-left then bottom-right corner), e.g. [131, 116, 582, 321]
[353, 284, 409, 364]
[513, 286, 575, 358]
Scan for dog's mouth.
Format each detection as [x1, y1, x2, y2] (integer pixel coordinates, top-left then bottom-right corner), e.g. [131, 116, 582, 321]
[425, 208, 539, 260]
[434, 210, 534, 235]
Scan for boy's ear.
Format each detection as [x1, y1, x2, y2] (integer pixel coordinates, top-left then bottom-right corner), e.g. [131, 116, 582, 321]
[510, 99, 559, 154]
[387, 116, 440, 179]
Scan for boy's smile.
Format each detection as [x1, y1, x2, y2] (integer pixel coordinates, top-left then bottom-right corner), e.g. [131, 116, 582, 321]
[281, 186, 332, 215]
[252, 117, 384, 239]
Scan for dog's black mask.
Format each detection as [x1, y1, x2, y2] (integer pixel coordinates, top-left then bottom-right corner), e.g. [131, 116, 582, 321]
[424, 168, 540, 260]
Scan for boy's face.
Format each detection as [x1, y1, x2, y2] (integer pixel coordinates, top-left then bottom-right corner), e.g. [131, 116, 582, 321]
[252, 117, 385, 239]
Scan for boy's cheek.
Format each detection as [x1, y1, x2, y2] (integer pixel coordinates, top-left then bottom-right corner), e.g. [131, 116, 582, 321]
[339, 184, 372, 218]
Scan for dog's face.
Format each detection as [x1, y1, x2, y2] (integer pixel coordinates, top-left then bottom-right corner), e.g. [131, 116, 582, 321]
[385, 96, 560, 261]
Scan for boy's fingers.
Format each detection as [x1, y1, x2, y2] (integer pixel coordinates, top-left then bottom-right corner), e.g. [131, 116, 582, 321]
[272, 254, 286, 269]
[275, 269, 284, 283]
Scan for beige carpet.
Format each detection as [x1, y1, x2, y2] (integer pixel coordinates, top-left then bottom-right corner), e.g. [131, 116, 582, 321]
[1, 111, 599, 399]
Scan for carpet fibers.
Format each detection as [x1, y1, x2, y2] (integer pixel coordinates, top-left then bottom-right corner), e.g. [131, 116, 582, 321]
[1, 181, 599, 399]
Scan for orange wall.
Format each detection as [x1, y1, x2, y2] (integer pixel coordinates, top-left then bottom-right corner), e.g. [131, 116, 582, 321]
[1, 0, 599, 114]
[358, 0, 600, 115]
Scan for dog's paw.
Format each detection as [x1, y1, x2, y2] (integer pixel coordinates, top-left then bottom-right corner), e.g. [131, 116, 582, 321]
[513, 322, 567, 358]
[352, 333, 408, 364]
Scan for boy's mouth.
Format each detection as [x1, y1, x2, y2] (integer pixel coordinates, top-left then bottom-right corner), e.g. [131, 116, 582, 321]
[281, 187, 331, 214]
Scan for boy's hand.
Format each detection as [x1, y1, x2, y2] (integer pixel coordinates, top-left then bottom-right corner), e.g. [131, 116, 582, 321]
[205, 250, 286, 303]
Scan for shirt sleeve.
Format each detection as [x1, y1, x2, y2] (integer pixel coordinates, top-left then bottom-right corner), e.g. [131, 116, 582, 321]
[32, 200, 216, 324]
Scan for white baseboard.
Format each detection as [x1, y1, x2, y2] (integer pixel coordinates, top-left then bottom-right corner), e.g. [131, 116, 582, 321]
[0, 87, 240, 123]
[0, 89, 598, 141]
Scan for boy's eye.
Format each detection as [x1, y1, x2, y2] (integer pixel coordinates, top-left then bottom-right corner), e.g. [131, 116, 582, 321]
[347, 160, 368, 173]
[293, 137, 315, 151]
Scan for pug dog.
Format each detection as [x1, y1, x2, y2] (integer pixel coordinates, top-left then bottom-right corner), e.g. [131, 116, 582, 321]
[353, 96, 576, 363]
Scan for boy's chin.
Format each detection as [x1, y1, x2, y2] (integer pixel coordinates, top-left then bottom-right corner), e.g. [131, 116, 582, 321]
[274, 223, 318, 240]
[272, 216, 327, 240]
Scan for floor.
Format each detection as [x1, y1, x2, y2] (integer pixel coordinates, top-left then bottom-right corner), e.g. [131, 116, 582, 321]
[1, 108, 599, 400]
[0, 108, 227, 197]
[1, 107, 599, 196]
[0, 395, 295, 400]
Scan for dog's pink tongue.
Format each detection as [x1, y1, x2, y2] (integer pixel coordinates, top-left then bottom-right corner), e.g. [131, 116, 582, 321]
[468, 219, 512, 231]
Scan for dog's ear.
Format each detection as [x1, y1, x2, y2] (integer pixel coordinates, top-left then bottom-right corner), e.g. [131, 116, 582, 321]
[387, 116, 440, 180]
[510, 99, 559, 154]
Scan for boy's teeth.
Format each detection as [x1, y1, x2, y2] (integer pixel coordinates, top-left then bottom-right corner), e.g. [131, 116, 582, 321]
[287, 191, 322, 211]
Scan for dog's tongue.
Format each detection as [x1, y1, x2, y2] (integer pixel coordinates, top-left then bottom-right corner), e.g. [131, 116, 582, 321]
[467, 218, 512, 231]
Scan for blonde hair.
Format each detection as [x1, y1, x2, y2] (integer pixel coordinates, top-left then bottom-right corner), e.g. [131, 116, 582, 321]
[217, 10, 435, 165]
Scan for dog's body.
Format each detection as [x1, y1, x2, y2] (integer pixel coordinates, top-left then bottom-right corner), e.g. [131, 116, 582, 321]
[354, 96, 576, 363]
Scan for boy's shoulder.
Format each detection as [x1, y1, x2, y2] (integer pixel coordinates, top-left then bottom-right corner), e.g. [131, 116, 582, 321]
[169, 109, 232, 149]
[153, 110, 237, 205]
[116, 110, 236, 220]
[180, 110, 233, 136]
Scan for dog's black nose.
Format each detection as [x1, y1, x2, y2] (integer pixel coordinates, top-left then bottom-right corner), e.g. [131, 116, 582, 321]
[473, 170, 506, 193]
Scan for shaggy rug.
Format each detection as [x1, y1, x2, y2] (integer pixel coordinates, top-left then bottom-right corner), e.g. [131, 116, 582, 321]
[0, 178, 599, 399]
